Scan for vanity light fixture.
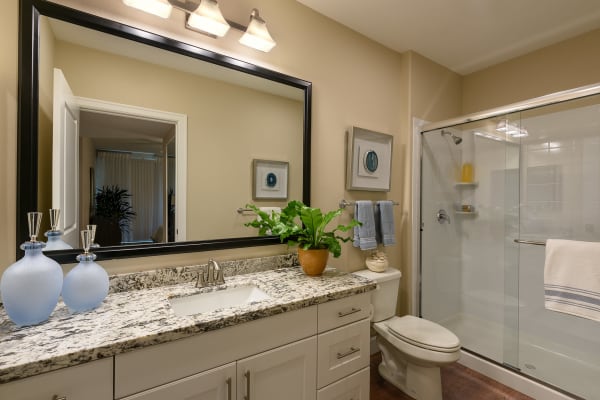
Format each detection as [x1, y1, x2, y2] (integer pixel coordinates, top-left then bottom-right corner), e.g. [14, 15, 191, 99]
[239, 9, 277, 52]
[122, 0, 173, 19]
[123, 0, 276, 52]
[186, 0, 230, 38]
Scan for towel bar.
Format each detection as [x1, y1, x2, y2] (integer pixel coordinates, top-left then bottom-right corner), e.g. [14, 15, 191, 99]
[339, 199, 399, 209]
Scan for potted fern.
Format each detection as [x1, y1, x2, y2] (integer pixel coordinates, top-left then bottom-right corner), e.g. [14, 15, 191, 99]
[244, 200, 359, 276]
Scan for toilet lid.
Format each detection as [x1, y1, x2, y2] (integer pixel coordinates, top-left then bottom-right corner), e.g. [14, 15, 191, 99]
[385, 316, 461, 353]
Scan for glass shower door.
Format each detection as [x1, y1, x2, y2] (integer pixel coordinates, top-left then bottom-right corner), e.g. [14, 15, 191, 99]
[515, 95, 600, 400]
[420, 117, 521, 368]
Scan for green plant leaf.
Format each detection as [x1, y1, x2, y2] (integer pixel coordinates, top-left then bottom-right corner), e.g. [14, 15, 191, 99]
[243, 200, 360, 258]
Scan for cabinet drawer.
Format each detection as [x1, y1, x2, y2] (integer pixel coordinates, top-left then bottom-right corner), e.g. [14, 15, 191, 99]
[317, 367, 369, 400]
[122, 362, 235, 400]
[318, 293, 370, 333]
[0, 358, 113, 400]
[317, 319, 370, 388]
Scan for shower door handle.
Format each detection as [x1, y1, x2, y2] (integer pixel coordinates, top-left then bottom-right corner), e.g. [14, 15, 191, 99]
[436, 209, 451, 224]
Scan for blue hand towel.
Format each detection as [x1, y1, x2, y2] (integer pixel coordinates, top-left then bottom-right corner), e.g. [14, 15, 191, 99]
[377, 200, 396, 246]
[353, 201, 377, 251]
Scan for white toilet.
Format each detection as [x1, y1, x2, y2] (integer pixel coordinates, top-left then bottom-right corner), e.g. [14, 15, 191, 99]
[354, 268, 461, 400]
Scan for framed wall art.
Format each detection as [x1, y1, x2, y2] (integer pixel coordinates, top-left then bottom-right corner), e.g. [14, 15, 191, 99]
[346, 126, 393, 191]
[253, 159, 289, 200]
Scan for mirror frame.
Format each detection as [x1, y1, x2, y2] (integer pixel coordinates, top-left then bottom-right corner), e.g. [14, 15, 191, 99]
[18, 0, 312, 263]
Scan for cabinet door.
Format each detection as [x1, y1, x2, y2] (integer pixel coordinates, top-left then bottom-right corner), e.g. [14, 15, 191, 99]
[0, 358, 112, 400]
[122, 362, 236, 400]
[237, 336, 317, 400]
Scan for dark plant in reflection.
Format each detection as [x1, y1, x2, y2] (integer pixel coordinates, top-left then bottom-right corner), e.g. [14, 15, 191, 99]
[92, 185, 136, 245]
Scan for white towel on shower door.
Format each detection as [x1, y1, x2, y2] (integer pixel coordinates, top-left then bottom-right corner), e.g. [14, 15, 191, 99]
[544, 239, 600, 322]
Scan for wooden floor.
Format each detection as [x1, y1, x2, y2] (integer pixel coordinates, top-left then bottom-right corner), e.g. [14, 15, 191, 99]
[370, 353, 534, 400]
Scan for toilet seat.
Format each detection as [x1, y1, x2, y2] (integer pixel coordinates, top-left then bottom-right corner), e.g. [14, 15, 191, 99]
[385, 315, 460, 353]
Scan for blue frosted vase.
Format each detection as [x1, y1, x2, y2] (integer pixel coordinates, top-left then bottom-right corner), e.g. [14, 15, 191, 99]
[62, 254, 109, 313]
[0, 241, 64, 326]
[43, 230, 73, 251]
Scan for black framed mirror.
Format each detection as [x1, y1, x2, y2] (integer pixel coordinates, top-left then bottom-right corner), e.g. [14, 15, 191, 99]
[18, 0, 311, 263]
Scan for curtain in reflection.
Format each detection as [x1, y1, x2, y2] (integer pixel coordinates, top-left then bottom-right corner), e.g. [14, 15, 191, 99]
[95, 151, 164, 242]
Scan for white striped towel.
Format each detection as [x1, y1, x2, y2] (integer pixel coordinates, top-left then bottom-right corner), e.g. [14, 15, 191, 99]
[544, 239, 600, 322]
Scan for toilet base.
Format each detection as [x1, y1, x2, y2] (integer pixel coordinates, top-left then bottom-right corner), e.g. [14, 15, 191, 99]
[378, 336, 444, 400]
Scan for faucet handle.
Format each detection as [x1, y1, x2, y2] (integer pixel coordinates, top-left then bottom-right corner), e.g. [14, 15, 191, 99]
[215, 268, 225, 285]
[196, 267, 208, 288]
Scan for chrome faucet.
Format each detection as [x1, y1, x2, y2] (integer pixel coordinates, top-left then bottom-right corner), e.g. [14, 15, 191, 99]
[196, 259, 225, 288]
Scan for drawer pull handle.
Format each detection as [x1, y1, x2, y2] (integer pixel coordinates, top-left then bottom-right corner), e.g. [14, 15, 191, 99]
[337, 307, 361, 317]
[226, 377, 232, 400]
[337, 346, 360, 359]
[52, 397, 67, 400]
[244, 370, 251, 400]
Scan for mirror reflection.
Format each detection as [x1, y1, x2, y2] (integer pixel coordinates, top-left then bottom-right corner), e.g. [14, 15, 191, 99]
[37, 16, 305, 249]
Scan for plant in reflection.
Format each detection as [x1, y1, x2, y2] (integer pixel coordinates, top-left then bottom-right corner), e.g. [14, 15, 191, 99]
[92, 185, 136, 246]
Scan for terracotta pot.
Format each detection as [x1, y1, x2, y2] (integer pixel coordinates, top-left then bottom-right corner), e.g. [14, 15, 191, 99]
[298, 248, 329, 276]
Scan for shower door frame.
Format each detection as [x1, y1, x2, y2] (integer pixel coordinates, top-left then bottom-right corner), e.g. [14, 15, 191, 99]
[416, 81, 600, 398]
[416, 82, 600, 317]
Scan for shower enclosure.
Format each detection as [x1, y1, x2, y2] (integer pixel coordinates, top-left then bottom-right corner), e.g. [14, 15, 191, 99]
[420, 84, 600, 399]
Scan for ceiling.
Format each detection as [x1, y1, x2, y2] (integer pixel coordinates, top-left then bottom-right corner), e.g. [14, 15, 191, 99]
[80, 111, 174, 155]
[296, 0, 600, 75]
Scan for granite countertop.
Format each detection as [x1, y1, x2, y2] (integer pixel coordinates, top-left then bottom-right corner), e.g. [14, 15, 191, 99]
[0, 265, 375, 384]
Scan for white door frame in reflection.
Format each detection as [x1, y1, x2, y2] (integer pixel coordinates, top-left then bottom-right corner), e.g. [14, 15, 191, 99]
[74, 96, 188, 242]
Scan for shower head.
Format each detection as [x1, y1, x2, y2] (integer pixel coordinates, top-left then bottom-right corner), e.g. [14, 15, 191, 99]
[441, 130, 462, 145]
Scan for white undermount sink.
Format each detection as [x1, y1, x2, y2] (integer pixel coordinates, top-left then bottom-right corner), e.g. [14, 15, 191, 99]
[169, 285, 271, 316]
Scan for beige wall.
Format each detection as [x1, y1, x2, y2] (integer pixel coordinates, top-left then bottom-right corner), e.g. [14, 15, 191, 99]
[400, 52, 462, 313]
[0, 0, 18, 271]
[463, 28, 600, 114]
[53, 40, 303, 240]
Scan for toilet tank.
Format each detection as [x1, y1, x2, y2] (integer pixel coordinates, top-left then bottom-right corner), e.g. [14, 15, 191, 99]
[353, 268, 402, 322]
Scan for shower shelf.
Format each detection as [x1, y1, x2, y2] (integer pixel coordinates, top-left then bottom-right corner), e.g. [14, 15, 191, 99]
[454, 211, 478, 216]
[454, 182, 478, 188]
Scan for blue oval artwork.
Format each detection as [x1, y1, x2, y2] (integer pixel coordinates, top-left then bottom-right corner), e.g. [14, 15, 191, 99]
[364, 150, 379, 173]
[265, 172, 278, 188]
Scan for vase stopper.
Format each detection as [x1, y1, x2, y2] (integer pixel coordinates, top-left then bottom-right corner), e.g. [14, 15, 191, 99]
[81, 230, 92, 254]
[76, 229, 96, 262]
[27, 212, 42, 242]
[49, 209, 60, 231]
[86, 224, 97, 246]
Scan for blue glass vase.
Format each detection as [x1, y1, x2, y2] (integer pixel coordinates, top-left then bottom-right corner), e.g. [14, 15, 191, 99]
[43, 209, 73, 251]
[0, 212, 63, 326]
[44, 230, 73, 251]
[62, 230, 109, 313]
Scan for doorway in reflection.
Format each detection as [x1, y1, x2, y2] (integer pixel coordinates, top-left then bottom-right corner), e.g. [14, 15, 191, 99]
[81, 111, 176, 245]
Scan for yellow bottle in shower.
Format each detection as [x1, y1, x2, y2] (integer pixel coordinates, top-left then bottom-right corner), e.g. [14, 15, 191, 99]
[461, 163, 474, 182]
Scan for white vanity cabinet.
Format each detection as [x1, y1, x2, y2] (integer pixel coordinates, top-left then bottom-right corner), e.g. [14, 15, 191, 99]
[121, 337, 317, 400]
[0, 358, 113, 400]
[113, 292, 371, 400]
[114, 306, 318, 399]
